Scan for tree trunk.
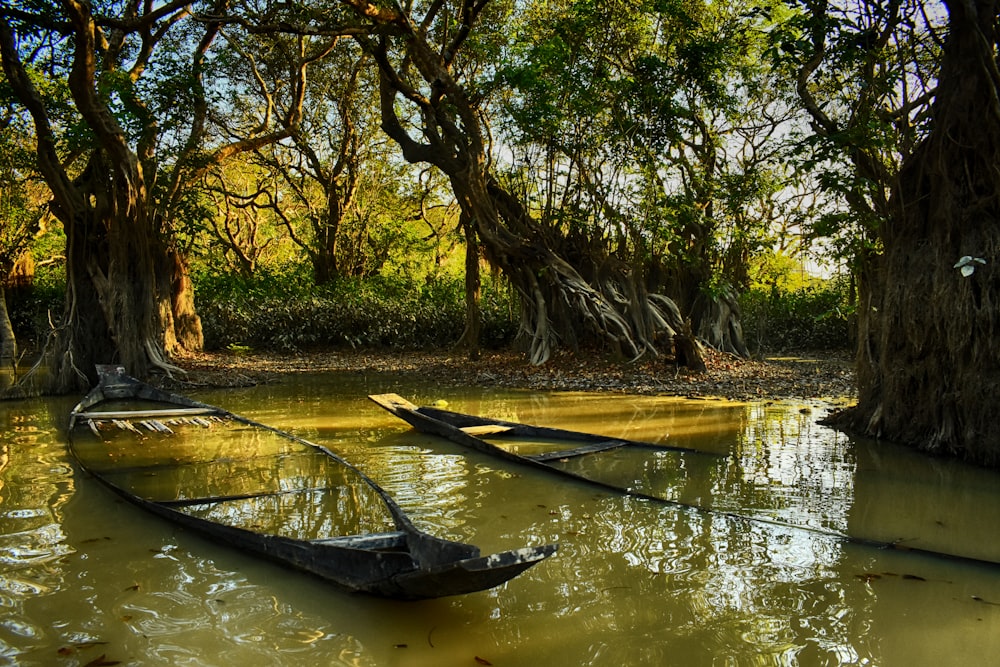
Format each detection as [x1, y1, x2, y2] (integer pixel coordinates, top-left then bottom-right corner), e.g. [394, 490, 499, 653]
[690, 286, 750, 357]
[674, 318, 707, 373]
[832, 0, 1000, 465]
[346, 4, 689, 365]
[0, 285, 15, 367]
[49, 150, 172, 390]
[456, 213, 481, 360]
[161, 247, 204, 353]
[0, 9, 181, 392]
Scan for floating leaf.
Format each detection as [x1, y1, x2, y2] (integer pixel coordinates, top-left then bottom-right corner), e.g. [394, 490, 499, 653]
[955, 255, 973, 268]
[961, 264, 975, 277]
[475, 657, 493, 666]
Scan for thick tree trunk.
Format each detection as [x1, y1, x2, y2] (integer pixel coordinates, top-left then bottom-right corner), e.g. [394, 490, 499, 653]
[832, 0, 1000, 465]
[1, 4, 186, 392]
[161, 248, 204, 353]
[674, 318, 707, 373]
[690, 286, 750, 357]
[357, 9, 687, 365]
[0, 285, 15, 366]
[48, 151, 172, 390]
[654, 252, 750, 357]
[468, 176, 667, 363]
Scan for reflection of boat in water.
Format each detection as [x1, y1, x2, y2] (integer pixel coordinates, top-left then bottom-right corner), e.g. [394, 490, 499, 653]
[68, 367, 556, 600]
[371, 393, 1000, 570]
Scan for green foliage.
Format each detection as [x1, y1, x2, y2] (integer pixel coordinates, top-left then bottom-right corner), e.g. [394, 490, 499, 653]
[771, 0, 944, 270]
[194, 270, 518, 352]
[740, 278, 853, 353]
[6, 261, 65, 350]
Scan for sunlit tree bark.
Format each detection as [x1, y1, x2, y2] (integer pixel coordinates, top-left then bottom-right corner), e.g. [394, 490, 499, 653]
[0, 2, 181, 390]
[340, 0, 684, 364]
[0, 0, 332, 390]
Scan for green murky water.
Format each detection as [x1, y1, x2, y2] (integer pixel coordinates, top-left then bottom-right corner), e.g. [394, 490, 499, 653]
[2, 370, 1000, 666]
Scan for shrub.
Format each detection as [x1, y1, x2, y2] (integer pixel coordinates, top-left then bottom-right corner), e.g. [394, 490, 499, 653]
[739, 279, 853, 354]
[7, 263, 65, 353]
[194, 271, 519, 352]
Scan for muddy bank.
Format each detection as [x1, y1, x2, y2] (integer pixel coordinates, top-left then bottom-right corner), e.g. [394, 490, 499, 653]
[162, 347, 856, 404]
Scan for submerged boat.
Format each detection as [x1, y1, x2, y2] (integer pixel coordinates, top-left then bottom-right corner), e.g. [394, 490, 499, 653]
[68, 367, 556, 600]
[368, 393, 713, 503]
[370, 393, 1000, 569]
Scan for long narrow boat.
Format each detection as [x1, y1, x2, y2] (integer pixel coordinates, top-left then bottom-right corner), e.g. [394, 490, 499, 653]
[370, 393, 1000, 569]
[68, 367, 556, 600]
[368, 393, 714, 503]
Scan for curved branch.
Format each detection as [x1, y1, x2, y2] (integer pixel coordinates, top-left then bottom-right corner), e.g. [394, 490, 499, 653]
[0, 21, 81, 221]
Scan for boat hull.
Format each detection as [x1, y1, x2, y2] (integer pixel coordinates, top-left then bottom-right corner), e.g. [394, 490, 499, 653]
[69, 367, 555, 600]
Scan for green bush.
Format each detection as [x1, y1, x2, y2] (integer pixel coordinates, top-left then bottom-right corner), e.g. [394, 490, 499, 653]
[194, 270, 519, 352]
[739, 279, 853, 354]
[7, 264, 65, 353]
[7, 264, 520, 355]
[11, 261, 849, 357]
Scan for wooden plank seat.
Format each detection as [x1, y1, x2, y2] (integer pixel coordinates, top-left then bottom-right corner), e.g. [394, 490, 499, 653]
[311, 531, 408, 551]
[459, 424, 515, 436]
[77, 407, 221, 419]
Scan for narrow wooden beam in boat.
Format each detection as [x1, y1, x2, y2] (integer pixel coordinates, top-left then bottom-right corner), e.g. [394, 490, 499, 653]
[311, 532, 408, 550]
[78, 407, 219, 419]
[157, 486, 332, 507]
[460, 424, 515, 436]
[527, 440, 629, 462]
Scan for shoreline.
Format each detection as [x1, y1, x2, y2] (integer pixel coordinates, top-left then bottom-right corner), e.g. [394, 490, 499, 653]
[160, 347, 857, 404]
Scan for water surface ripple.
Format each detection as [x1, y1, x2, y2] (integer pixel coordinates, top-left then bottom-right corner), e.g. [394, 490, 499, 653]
[1, 377, 999, 665]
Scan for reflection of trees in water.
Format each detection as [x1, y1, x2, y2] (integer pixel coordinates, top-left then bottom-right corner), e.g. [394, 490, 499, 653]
[848, 438, 1000, 563]
[531, 488, 866, 664]
[1, 407, 75, 558]
[355, 442, 473, 541]
[0, 403, 77, 645]
[173, 450, 397, 540]
[728, 404, 857, 535]
[448, 399, 873, 663]
[74, 418, 397, 540]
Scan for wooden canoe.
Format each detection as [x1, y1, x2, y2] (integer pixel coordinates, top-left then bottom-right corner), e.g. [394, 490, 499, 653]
[68, 367, 556, 600]
[370, 393, 1000, 570]
[368, 393, 717, 503]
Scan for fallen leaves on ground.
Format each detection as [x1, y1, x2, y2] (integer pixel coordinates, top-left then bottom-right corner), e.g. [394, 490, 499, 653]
[160, 347, 856, 403]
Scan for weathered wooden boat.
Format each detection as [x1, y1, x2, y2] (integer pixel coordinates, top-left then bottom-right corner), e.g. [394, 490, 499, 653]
[68, 367, 556, 600]
[368, 393, 715, 504]
[371, 393, 1000, 569]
